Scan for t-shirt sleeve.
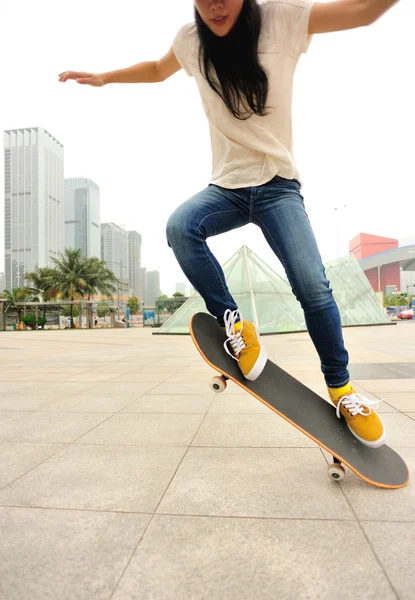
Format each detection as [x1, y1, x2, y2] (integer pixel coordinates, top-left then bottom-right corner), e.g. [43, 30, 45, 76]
[172, 24, 195, 77]
[264, 0, 314, 57]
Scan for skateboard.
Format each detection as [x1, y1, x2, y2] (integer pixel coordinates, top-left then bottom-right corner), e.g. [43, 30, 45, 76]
[190, 313, 409, 489]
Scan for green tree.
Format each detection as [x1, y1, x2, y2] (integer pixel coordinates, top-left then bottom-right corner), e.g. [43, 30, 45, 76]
[21, 314, 47, 330]
[173, 292, 185, 298]
[384, 294, 398, 306]
[62, 305, 80, 318]
[127, 296, 139, 314]
[2, 288, 36, 323]
[96, 302, 111, 319]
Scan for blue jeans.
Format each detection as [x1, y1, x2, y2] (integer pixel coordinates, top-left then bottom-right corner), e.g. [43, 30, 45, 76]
[166, 176, 350, 388]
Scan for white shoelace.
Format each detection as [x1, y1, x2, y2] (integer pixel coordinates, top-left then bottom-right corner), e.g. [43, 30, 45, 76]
[336, 393, 380, 419]
[223, 309, 246, 361]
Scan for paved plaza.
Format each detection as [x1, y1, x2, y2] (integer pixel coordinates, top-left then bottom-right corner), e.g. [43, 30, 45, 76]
[0, 321, 414, 599]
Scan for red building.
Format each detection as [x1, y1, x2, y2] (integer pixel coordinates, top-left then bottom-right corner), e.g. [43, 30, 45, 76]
[349, 233, 400, 292]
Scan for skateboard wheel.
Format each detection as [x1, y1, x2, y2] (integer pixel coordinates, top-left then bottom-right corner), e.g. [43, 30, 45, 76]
[210, 376, 227, 393]
[327, 463, 345, 482]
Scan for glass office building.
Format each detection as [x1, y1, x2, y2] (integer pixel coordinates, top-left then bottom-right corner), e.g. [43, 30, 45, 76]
[4, 127, 64, 289]
[64, 178, 101, 259]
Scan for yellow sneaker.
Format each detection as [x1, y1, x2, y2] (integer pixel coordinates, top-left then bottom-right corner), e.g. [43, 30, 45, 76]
[223, 309, 267, 381]
[328, 384, 386, 448]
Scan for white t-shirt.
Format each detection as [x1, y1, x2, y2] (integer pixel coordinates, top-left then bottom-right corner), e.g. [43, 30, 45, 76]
[172, 0, 314, 189]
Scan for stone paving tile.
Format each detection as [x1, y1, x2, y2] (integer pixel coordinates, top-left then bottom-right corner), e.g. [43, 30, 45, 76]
[165, 372, 217, 382]
[6, 373, 71, 383]
[0, 384, 32, 398]
[0, 442, 65, 489]
[43, 393, 145, 413]
[0, 383, 100, 411]
[381, 392, 415, 412]
[121, 394, 213, 414]
[0, 382, 41, 397]
[76, 413, 204, 447]
[62, 372, 126, 382]
[120, 366, 179, 375]
[379, 363, 415, 378]
[0, 507, 150, 600]
[372, 402, 398, 413]
[109, 373, 171, 383]
[340, 447, 414, 522]
[209, 393, 272, 414]
[147, 382, 215, 396]
[357, 379, 415, 393]
[0, 394, 62, 412]
[158, 447, 353, 519]
[0, 412, 109, 443]
[378, 413, 415, 447]
[0, 412, 30, 425]
[74, 382, 158, 397]
[112, 516, 394, 600]
[0, 445, 186, 512]
[349, 363, 409, 380]
[362, 522, 415, 600]
[192, 414, 316, 447]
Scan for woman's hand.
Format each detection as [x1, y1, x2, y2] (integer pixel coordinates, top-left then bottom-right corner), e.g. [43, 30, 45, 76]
[58, 71, 106, 86]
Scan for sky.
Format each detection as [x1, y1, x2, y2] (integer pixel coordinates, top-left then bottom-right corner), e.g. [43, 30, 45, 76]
[1, 0, 414, 296]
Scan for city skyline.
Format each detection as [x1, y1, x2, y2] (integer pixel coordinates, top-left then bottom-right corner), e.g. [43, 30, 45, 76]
[2, 125, 151, 299]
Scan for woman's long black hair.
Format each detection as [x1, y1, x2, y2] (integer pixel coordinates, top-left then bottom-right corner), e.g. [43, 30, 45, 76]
[195, 0, 269, 120]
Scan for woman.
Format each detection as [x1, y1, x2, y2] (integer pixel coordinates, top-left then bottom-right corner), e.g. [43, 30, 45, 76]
[59, 0, 399, 447]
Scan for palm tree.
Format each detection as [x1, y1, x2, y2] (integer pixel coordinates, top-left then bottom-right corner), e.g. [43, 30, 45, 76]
[81, 257, 118, 300]
[25, 267, 57, 319]
[2, 288, 37, 324]
[49, 249, 119, 328]
[50, 249, 88, 328]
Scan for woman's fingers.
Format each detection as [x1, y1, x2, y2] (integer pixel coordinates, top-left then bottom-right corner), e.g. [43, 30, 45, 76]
[59, 71, 92, 82]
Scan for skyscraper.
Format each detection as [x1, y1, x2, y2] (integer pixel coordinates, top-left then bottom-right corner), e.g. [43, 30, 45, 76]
[128, 231, 142, 298]
[101, 222, 129, 288]
[64, 178, 101, 259]
[145, 270, 161, 305]
[0, 273, 5, 293]
[4, 127, 64, 289]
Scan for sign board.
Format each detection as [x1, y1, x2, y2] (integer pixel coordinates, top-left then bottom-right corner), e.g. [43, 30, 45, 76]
[144, 310, 155, 326]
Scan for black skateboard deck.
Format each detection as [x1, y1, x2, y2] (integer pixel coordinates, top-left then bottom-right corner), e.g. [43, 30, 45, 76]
[190, 313, 409, 489]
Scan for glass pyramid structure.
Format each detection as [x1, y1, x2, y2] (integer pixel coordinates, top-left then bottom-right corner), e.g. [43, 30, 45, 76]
[155, 246, 389, 335]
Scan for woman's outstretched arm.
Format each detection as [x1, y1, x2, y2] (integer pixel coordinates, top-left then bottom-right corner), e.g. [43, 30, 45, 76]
[59, 47, 181, 86]
[309, 0, 400, 34]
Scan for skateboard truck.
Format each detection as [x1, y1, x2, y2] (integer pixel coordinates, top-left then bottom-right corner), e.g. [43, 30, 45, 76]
[210, 373, 347, 483]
